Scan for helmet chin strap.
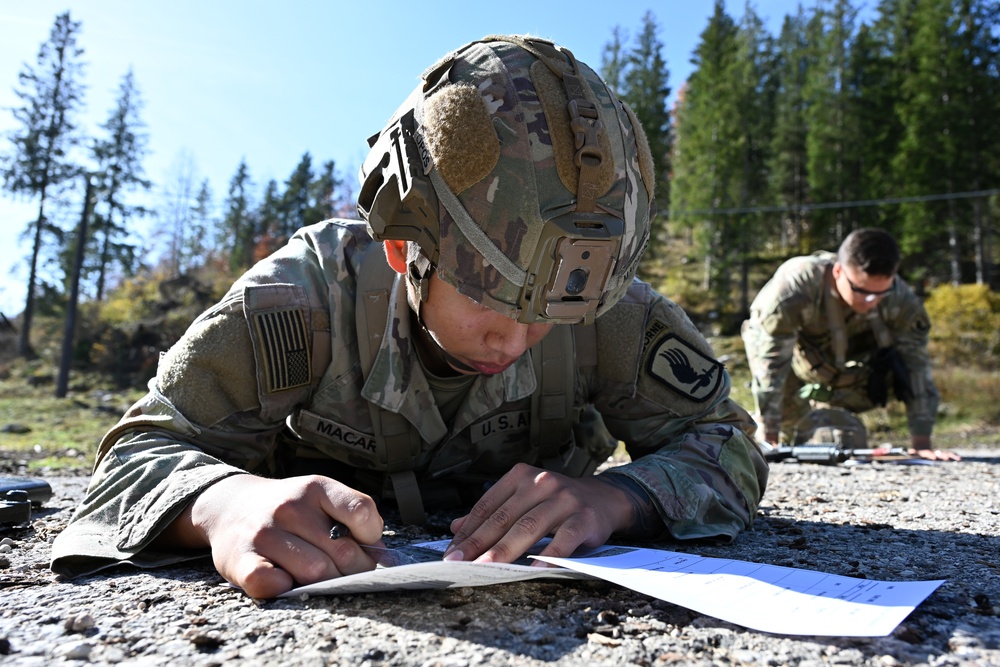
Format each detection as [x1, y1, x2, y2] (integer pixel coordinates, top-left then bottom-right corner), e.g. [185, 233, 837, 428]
[406, 257, 480, 376]
[411, 308, 479, 375]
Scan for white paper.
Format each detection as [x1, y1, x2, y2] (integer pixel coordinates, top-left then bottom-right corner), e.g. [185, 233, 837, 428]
[283, 560, 590, 597]
[282, 540, 944, 637]
[534, 547, 945, 637]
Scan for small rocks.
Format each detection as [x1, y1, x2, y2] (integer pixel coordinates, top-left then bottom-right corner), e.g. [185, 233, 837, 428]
[64, 612, 96, 633]
[0, 462, 998, 666]
[53, 639, 93, 660]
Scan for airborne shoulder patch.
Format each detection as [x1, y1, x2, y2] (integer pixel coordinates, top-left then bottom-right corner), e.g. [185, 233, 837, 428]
[646, 332, 724, 402]
[253, 307, 311, 393]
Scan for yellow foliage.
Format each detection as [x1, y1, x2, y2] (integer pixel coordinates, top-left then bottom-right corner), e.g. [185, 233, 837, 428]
[924, 284, 1000, 366]
[98, 272, 167, 325]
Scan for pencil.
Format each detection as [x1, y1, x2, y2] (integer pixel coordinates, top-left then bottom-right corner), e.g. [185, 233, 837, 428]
[329, 521, 349, 540]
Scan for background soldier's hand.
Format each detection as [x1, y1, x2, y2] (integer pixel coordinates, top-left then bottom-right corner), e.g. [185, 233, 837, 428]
[157, 474, 383, 598]
[909, 435, 962, 461]
[443, 463, 634, 565]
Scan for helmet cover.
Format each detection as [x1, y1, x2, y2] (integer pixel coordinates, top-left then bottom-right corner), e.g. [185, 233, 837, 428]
[358, 35, 655, 324]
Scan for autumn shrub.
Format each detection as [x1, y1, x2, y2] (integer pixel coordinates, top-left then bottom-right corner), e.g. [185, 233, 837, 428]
[923, 283, 1000, 368]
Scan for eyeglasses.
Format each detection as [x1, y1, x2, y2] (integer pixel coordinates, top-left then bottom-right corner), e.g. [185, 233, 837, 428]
[844, 273, 895, 302]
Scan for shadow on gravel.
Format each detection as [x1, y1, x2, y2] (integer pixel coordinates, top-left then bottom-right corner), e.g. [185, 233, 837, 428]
[955, 454, 1000, 464]
[248, 519, 999, 662]
[42, 517, 997, 665]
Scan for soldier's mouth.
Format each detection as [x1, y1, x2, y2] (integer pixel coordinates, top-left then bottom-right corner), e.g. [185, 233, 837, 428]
[468, 359, 515, 375]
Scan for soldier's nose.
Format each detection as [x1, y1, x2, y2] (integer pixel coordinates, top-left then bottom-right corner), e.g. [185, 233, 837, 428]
[488, 316, 531, 357]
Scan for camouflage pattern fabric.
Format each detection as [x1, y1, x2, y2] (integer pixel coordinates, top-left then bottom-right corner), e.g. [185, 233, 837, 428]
[741, 252, 938, 442]
[51, 221, 767, 577]
[423, 38, 652, 319]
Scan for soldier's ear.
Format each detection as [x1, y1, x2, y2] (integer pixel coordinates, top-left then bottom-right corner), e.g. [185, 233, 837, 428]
[383, 239, 408, 274]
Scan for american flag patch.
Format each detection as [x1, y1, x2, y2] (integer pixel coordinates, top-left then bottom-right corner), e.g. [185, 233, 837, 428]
[253, 308, 311, 392]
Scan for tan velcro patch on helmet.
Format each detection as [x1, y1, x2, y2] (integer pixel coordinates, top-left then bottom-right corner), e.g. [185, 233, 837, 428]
[531, 60, 615, 199]
[621, 101, 656, 201]
[422, 82, 500, 194]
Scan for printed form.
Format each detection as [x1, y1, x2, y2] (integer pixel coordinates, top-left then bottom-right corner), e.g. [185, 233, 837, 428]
[533, 547, 944, 637]
[283, 541, 943, 637]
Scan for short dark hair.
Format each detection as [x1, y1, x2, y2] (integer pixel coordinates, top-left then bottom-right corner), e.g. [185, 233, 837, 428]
[837, 228, 900, 277]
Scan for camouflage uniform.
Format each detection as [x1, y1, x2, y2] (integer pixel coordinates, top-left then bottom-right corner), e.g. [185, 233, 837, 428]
[51, 220, 768, 576]
[741, 251, 938, 442]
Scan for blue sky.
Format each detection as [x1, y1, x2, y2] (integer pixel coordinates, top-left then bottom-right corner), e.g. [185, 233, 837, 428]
[0, 0, 834, 317]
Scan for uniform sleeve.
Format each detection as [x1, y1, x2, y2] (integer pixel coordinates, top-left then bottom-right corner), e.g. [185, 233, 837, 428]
[51, 305, 296, 577]
[586, 282, 769, 542]
[740, 259, 815, 434]
[51, 224, 353, 577]
[884, 284, 939, 437]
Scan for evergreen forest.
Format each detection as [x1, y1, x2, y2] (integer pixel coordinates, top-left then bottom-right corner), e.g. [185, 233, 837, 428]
[1, 2, 998, 391]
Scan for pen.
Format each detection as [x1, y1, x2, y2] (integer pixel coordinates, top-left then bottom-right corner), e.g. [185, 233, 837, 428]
[329, 521, 349, 540]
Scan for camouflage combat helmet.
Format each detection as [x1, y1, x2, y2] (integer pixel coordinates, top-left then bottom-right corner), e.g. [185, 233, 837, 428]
[793, 408, 868, 449]
[357, 35, 655, 325]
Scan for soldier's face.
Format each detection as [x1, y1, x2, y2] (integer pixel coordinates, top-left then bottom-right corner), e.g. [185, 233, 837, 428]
[832, 262, 894, 314]
[419, 271, 554, 375]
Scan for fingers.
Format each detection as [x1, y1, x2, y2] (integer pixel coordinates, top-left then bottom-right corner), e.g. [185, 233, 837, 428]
[222, 534, 375, 599]
[229, 554, 293, 599]
[445, 465, 611, 565]
[255, 525, 375, 584]
[313, 480, 384, 545]
[445, 463, 537, 561]
[197, 474, 384, 597]
[910, 448, 962, 462]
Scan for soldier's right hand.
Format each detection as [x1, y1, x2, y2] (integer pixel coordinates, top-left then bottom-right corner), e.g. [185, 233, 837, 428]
[156, 474, 384, 598]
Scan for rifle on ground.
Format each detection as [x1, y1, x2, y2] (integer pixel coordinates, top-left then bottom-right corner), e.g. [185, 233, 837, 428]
[763, 444, 910, 464]
[0, 476, 53, 525]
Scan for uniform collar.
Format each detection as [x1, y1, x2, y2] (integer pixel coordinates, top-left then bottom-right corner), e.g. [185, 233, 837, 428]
[361, 275, 537, 444]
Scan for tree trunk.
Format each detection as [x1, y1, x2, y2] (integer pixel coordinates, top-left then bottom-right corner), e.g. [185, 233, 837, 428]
[57, 176, 93, 398]
[17, 200, 46, 358]
[947, 220, 961, 287]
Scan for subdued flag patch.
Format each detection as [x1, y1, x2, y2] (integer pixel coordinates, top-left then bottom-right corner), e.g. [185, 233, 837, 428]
[254, 308, 311, 392]
[647, 333, 723, 402]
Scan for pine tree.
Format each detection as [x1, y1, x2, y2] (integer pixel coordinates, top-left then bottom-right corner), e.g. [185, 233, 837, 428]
[90, 69, 150, 301]
[0, 11, 86, 357]
[670, 0, 741, 308]
[768, 6, 812, 251]
[891, 0, 998, 284]
[623, 13, 672, 254]
[187, 179, 213, 271]
[803, 0, 862, 248]
[279, 153, 313, 239]
[731, 2, 777, 318]
[221, 159, 256, 273]
[255, 178, 283, 262]
[159, 150, 199, 277]
[846, 20, 899, 231]
[599, 26, 629, 93]
[307, 159, 339, 225]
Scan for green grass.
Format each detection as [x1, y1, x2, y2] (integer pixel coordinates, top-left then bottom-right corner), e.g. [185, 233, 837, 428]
[0, 367, 143, 472]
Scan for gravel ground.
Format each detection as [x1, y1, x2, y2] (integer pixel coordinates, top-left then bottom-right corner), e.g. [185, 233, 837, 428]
[1, 450, 998, 666]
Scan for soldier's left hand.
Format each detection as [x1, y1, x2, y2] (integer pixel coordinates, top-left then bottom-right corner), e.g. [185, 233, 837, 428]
[442, 463, 633, 564]
[909, 435, 961, 461]
[910, 447, 962, 461]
